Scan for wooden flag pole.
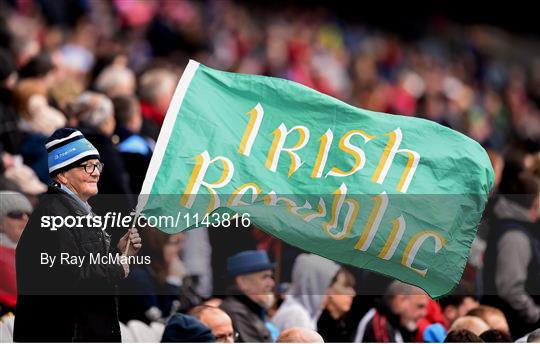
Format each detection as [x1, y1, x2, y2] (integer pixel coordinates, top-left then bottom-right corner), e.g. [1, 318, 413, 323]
[124, 210, 140, 256]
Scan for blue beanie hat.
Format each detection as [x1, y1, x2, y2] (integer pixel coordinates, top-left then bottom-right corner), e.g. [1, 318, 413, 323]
[161, 313, 216, 343]
[46, 128, 100, 176]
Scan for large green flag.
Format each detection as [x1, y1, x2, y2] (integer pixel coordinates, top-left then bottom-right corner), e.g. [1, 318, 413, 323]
[137, 60, 494, 298]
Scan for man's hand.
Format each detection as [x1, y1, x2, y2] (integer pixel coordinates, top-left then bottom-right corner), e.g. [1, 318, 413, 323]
[117, 228, 142, 256]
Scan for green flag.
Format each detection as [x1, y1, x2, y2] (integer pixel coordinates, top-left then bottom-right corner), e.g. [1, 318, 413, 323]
[137, 60, 494, 298]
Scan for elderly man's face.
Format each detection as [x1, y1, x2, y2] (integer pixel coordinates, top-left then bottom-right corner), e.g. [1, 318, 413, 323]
[393, 293, 428, 330]
[58, 159, 101, 201]
[236, 269, 275, 309]
[200, 310, 235, 343]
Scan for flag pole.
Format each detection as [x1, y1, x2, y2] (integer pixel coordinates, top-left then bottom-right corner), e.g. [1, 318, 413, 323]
[124, 210, 140, 256]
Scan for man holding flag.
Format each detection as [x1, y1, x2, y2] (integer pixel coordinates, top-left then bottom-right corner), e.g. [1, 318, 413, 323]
[14, 128, 142, 342]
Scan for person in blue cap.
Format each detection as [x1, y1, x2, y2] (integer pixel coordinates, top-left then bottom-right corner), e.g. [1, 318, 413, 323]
[220, 250, 279, 342]
[14, 128, 142, 342]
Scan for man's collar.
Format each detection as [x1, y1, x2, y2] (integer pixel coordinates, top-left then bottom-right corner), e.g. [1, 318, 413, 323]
[234, 293, 267, 319]
[58, 183, 93, 213]
[375, 298, 402, 328]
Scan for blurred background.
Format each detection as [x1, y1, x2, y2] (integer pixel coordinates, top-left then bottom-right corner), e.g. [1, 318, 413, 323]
[0, 0, 539, 342]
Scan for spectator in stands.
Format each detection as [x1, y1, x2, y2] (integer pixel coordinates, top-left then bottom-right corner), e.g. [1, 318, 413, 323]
[190, 305, 236, 343]
[0, 191, 32, 315]
[68, 91, 134, 210]
[415, 298, 448, 341]
[0, 152, 21, 191]
[162, 312, 215, 343]
[276, 327, 324, 343]
[94, 59, 136, 98]
[439, 289, 480, 328]
[120, 230, 189, 323]
[13, 79, 66, 136]
[17, 52, 56, 84]
[449, 316, 490, 336]
[272, 253, 340, 331]
[220, 250, 277, 342]
[467, 306, 510, 335]
[479, 329, 512, 342]
[49, 77, 84, 117]
[317, 268, 356, 342]
[181, 227, 213, 300]
[14, 128, 141, 341]
[0, 48, 23, 154]
[483, 170, 540, 337]
[112, 95, 153, 193]
[3, 163, 47, 205]
[444, 329, 484, 342]
[355, 280, 429, 342]
[138, 68, 177, 139]
[12, 78, 66, 183]
[417, 286, 479, 342]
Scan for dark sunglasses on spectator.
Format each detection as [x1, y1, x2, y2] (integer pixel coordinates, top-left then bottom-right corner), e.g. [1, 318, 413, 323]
[7, 211, 30, 219]
[79, 162, 104, 174]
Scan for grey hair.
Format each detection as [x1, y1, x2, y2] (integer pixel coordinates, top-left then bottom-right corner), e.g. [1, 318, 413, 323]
[94, 65, 135, 95]
[385, 280, 425, 298]
[69, 91, 113, 128]
[138, 68, 177, 103]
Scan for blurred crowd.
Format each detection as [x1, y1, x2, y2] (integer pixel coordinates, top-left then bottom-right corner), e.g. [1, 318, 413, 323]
[0, 0, 539, 342]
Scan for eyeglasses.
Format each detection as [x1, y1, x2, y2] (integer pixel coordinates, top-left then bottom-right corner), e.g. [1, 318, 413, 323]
[7, 211, 30, 219]
[79, 162, 104, 174]
[215, 331, 239, 343]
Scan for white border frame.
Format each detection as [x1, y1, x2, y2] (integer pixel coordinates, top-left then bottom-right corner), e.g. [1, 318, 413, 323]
[136, 59, 201, 214]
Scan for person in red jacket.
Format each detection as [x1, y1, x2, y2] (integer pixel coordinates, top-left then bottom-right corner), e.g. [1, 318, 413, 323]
[416, 284, 479, 341]
[138, 68, 177, 127]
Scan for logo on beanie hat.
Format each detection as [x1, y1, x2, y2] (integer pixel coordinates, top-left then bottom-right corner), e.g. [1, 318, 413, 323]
[46, 128, 100, 176]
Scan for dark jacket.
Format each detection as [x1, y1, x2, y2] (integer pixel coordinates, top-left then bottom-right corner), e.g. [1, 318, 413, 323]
[115, 126, 152, 194]
[118, 265, 180, 324]
[0, 87, 25, 154]
[317, 309, 355, 342]
[355, 301, 416, 343]
[14, 185, 125, 342]
[220, 294, 272, 343]
[482, 196, 540, 338]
